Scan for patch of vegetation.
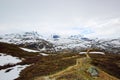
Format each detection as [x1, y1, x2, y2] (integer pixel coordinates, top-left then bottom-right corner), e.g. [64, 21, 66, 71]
[56, 72, 84, 80]
[0, 42, 38, 58]
[16, 53, 82, 80]
[90, 54, 120, 79]
[0, 64, 15, 70]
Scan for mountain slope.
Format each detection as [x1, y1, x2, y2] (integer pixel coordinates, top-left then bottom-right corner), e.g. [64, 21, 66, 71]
[0, 42, 38, 58]
[34, 56, 119, 80]
[0, 32, 120, 54]
[0, 42, 120, 80]
[0, 32, 55, 52]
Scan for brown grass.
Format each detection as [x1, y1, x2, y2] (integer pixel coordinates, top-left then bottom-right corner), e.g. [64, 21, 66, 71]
[0, 42, 38, 58]
[1, 42, 120, 80]
[90, 54, 120, 79]
[15, 53, 82, 80]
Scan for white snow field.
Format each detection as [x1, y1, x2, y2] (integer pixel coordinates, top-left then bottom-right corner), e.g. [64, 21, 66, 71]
[0, 53, 22, 66]
[0, 65, 29, 80]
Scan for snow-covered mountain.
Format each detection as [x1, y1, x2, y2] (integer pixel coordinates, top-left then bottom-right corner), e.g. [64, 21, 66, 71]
[0, 32, 54, 52]
[46, 34, 92, 51]
[0, 32, 42, 44]
[0, 32, 120, 53]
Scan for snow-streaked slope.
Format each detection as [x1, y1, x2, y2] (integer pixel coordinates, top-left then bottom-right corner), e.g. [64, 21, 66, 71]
[0, 31, 42, 44]
[40, 53, 49, 56]
[0, 65, 29, 80]
[0, 53, 21, 66]
[46, 34, 92, 51]
[79, 52, 105, 55]
[0, 32, 54, 52]
[47, 35, 120, 53]
[0, 32, 120, 53]
[20, 47, 40, 52]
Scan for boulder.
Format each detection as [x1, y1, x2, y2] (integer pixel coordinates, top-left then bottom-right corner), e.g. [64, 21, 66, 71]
[87, 66, 99, 77]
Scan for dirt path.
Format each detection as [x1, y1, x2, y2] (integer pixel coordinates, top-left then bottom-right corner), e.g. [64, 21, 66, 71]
[34, 56, 78, 80]
[34, 57, 119, 80]
[34, 65, 76, 80]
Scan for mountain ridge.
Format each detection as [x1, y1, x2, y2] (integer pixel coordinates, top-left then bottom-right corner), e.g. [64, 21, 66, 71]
[0, 31, 120, 54]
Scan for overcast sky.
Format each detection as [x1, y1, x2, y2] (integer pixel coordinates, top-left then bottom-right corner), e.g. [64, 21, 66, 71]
[0, 0, 120, 38]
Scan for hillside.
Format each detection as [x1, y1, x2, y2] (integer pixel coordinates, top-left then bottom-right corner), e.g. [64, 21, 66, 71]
[0, 32, 55, 52]
[0, 37, 120, 80]
[34, 57, 118, 80]
[0, 42, 38, 58]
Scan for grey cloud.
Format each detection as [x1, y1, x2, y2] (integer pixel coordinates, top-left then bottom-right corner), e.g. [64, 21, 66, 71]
[0, 0, 120, 38]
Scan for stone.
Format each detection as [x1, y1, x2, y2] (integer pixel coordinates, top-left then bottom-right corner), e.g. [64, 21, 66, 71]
[87, 66, 99, 77]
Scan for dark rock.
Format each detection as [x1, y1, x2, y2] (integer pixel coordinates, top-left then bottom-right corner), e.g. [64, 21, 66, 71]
[5, 68, 13, 73]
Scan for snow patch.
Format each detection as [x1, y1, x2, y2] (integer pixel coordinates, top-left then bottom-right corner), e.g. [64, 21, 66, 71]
[40, 47, 46, 51]
[0, 65, 29, 80]
[40, 53, 49, 56]
[20, 47, 40, 52]
[79, 52, 105, 55]
[0, 53, 22, 66]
